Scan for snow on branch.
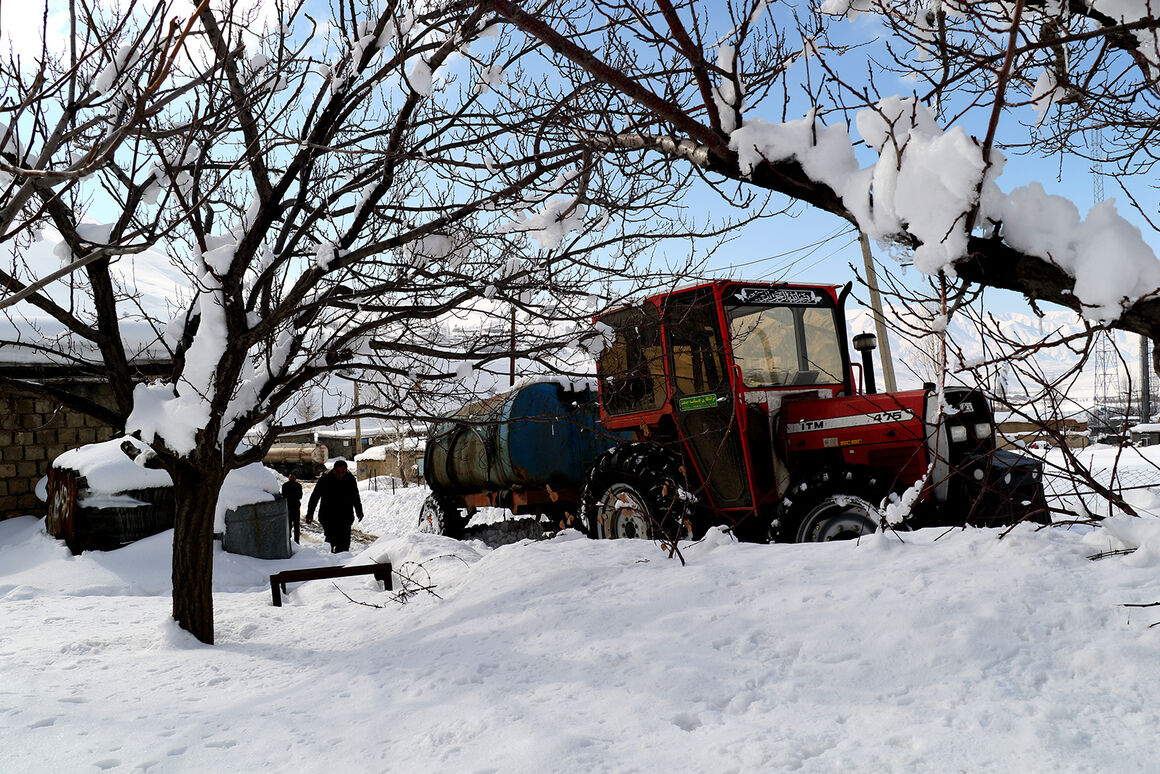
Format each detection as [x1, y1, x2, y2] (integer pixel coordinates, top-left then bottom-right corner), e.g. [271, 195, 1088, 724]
[727, 97, 1160, 323]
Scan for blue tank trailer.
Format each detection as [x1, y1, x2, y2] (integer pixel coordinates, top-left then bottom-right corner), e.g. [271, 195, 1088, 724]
[420, 380, 629, 536]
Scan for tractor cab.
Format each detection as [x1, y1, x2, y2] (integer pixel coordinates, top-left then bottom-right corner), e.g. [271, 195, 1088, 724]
[595, 281, 859, 538]
[724, 283, 852, 396]
[723, 283, 853, 394]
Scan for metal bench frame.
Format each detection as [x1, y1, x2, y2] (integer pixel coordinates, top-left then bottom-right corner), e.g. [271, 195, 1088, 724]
[269, 561, 394, 606]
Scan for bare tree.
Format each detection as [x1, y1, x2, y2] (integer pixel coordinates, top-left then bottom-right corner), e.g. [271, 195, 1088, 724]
[293, 388, 318, 426]
[0, 0, 733, 643]
[7, 0, 1160, 643]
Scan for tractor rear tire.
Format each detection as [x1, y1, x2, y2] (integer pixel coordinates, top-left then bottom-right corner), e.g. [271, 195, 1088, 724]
[778, 470, 885, 543]
[581, 443, 691, 542]
[418, 493, 468, 539]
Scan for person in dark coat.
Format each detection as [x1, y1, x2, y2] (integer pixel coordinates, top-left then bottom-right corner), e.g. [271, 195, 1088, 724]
[281, 473, 303, 543]
[305, 460, 363, 553]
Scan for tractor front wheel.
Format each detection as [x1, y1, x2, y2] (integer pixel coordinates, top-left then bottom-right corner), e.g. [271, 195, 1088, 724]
[795, 494, 879, 542]
[777, 470, 885, 543]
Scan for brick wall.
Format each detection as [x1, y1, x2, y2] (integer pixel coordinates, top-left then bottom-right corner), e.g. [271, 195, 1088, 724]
[0, 382, 117, 519]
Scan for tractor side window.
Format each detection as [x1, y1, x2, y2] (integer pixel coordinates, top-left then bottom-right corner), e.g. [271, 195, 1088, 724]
[801, 308, 844, 384]
[598, 304, 665, 415]
[665, 291, 727, 397]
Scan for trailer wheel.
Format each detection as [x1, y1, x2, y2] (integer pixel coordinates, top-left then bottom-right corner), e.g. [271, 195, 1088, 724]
[418, 493, 468, 539]
[581, 444, 690, 542]
[778, 470, 884, 543]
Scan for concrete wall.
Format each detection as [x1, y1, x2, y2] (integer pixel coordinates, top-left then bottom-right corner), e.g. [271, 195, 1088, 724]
[0, 382, 116, 519]
[356, 451, 424, 485]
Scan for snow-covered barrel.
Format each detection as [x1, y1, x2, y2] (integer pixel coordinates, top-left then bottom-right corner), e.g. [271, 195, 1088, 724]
[46, 438, 175, 554]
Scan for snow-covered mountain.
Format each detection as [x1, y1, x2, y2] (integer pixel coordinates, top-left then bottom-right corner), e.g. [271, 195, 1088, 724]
[846, 304, 1145, 402]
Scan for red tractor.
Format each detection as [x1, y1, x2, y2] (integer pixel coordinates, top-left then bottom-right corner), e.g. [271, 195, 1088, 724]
[421, 280, 1047, 542]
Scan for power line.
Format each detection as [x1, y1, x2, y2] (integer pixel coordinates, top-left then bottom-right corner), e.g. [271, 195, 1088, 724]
[703, 225, 850, 277]
[781, 235, 859, 281]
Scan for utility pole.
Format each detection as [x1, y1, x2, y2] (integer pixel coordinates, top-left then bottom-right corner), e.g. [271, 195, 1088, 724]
[510, 306, 516, 387]
[859, 233, 897, 393]
[353, 379, 363, 459]
[1141, 335, 1151, 424]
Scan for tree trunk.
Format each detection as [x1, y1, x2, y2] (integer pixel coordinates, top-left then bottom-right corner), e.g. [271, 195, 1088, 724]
[170, 463, 224, 645]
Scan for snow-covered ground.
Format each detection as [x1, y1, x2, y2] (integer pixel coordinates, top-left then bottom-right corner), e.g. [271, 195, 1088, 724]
[4, 481, 1160, 772]
[353, 479, 430, 537]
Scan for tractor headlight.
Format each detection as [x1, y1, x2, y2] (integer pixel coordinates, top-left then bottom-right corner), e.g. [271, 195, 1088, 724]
[974, 423, 992, 439]
[949, 425, 968, 443]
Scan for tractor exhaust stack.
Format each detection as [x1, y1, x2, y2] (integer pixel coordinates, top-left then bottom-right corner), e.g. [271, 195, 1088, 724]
[853, 333, 878, 394]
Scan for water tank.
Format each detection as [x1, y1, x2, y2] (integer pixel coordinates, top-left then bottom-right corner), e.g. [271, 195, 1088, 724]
[264, 443, 328, 465]
[425, 381, 622, 494]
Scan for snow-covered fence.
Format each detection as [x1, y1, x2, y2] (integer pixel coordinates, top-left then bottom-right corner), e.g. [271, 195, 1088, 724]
[1043, 447, 1160, 519]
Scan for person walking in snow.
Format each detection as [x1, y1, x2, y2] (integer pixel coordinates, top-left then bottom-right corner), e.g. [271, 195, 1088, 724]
[282, 473, 303, 543]
[305, 459, 363, 552]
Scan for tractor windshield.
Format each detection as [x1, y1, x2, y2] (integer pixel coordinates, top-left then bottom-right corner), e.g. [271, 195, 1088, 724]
[727, 303, 845, 388]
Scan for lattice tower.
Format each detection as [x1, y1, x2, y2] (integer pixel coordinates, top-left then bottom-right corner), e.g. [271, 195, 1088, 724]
[1089, 128, 1115, 431]
[1091, 331, 1120, 432]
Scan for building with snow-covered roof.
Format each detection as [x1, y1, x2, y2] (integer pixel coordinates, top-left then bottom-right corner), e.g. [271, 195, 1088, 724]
[1, 230, 179, 520]
[1130, 423, 1160, 447]
[354, 437, 426, 485]
[995, 405, 1092, 450]
[0, 360, 171, 520]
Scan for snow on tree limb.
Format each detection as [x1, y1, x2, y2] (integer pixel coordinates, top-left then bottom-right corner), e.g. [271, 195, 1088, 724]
[489, 0, 1160, 336]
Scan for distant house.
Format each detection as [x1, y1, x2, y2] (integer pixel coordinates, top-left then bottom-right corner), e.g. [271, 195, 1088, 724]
[1130, 423, 1160, 446]
[354, 436, 426, 484]
[995, 409, 1091, 450]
